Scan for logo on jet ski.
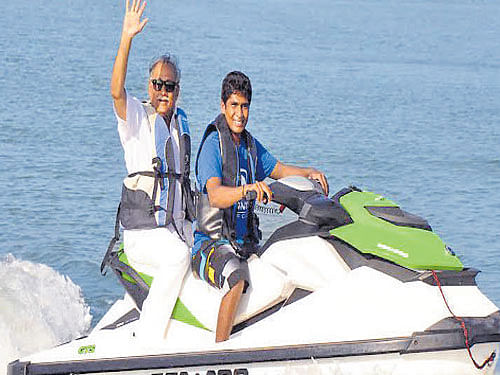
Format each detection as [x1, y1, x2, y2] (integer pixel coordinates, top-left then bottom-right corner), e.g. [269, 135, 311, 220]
[77, 344, 95, 354]
[377, 243, 408, 258]
[152, 369, 248, 375]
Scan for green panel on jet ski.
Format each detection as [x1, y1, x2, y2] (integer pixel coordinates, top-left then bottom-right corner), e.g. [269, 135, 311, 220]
[330, 191, 463, 271]
[118, 250, 153, 286]
[118, 250, 209, 331]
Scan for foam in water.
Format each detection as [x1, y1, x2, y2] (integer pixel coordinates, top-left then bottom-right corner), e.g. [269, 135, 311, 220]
[0, 254, 92, 374]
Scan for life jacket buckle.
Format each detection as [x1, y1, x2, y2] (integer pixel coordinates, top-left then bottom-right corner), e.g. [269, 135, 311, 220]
[152, 157, 165, 190]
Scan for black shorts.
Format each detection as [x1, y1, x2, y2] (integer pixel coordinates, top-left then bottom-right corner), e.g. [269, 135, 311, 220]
[192, 241, 249, 293]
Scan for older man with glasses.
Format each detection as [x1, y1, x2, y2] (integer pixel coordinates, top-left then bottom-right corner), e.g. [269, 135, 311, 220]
[110, 0, 195, 342]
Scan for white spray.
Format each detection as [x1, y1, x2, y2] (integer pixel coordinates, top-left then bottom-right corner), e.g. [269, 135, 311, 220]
[0, 254, 92, 375]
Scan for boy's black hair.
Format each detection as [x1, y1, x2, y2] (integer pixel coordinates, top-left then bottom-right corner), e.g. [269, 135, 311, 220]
[221, 71, 252, 104]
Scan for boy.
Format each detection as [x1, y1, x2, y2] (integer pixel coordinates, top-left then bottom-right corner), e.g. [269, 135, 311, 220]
[192, 71, 328, 342]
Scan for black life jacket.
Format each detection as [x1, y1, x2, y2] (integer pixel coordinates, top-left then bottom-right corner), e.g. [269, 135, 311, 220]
[195, 114, 261, 251]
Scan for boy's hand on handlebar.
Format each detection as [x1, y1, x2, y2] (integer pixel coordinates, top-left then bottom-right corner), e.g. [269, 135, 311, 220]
[308, 169, 329, 195]
[243, 181, 273, 204]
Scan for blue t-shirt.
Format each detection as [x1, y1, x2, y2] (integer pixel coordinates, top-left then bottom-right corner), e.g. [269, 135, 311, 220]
[193, 131, 277, 254]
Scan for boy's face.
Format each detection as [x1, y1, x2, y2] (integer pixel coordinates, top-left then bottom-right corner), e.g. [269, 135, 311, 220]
[221, 92, 250, 137]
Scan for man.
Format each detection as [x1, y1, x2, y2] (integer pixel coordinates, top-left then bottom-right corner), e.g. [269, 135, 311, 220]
[192, 71, 329, 342]
[110, 0, 194, 341]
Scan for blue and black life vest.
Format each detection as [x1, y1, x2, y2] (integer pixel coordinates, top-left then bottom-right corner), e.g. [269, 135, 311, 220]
[119, 103, 195, 232]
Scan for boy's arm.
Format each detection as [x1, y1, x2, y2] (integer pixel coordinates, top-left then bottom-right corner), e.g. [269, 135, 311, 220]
[270, 161, 329, 195]
[110, 0, 148, 121]
[206, 177, 273, 208]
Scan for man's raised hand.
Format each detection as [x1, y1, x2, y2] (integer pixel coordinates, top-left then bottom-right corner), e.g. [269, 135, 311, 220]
[122, 0, 148, 39]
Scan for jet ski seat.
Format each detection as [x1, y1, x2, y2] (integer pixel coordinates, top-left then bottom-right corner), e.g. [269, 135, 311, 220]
[177, 255, 294, 332]
[108, 247, 294, 333]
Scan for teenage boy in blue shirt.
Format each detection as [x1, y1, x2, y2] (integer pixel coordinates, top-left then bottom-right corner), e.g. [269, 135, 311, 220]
[193, 71, 329, 342]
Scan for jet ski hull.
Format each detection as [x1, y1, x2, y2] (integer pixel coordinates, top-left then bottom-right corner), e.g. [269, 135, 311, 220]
[8, 341, 499, 375]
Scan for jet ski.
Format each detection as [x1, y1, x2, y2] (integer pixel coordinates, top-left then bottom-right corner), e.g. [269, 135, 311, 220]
[8, 176, 500, 375]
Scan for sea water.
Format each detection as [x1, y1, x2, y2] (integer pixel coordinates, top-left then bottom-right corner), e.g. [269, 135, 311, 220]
[1, 0, 499, 373]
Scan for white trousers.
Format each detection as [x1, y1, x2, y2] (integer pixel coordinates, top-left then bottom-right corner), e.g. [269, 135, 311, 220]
[124, 227, 190, 341]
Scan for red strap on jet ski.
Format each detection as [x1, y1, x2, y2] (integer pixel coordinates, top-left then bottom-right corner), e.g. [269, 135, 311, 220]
[431, 270, 496, 370]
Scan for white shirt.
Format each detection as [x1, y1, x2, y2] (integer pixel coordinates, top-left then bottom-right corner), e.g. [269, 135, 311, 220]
[114, 93, 184, 228]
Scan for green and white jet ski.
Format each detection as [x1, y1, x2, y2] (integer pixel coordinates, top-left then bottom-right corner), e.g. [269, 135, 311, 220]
[8, 176, 500, 375]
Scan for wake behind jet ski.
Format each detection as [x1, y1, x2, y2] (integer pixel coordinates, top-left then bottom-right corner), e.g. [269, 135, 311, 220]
[8, 176, 500, 375]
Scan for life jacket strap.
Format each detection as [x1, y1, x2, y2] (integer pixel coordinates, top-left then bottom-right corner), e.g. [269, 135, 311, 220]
[101, 203, 121, 276]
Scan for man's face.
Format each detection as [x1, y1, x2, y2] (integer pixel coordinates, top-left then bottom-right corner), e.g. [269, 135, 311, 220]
[148, 62, 179, 117]
[221, 92, 250, 138]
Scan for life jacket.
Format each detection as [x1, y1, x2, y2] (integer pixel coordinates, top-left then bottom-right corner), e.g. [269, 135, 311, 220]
[119, 102, 195, 235]
[101, 103, 195, 276]
[195, 114, 261, 254]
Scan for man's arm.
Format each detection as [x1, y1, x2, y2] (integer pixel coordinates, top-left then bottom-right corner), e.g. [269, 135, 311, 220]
[206, 177, 273, 208]
[110, 0, 148, 121]
[270, 161, 329, 195]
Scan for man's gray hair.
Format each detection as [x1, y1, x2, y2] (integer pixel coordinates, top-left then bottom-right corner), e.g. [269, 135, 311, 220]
[149, 53, 181, 82]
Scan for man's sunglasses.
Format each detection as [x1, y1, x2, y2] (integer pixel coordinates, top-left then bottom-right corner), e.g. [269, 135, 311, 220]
[150, 79, 177, 92]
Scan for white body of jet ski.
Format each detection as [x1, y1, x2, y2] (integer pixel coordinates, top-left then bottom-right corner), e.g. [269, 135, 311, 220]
[8, 177, 500, 375]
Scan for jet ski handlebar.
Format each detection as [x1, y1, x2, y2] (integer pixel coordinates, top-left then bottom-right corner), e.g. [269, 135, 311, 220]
[244, 177, 324, 202]
[246, 176, 352, 228]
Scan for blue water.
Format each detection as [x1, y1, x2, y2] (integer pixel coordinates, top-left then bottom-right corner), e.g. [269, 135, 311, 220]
[1, 0, 500, 369]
